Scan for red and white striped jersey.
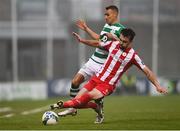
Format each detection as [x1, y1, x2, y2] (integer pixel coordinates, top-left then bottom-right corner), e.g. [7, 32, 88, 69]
[96, 41, 146, 86]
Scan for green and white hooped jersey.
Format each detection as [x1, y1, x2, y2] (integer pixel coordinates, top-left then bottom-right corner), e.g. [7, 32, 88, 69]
[90, 23, 125, 64]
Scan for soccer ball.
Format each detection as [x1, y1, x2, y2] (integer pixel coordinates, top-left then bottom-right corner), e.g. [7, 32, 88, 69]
[42, 111, 59, 125]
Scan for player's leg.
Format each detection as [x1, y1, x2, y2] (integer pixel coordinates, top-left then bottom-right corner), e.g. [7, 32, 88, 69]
[57, 73, 85, 116]
[50, 81, 107, 124]
[94, 97, 104, 123]
[52, 88, 103, 109]
[58, 60, 94, 117]
[88, 59, 105, 121]
[51, 88, 105, 124]
[51, 76, 98, 110]
[70, 59, 95, 98]
[70, 73, 85, 98]
[55, 79, 113, 124]
[93, 82, 114, 124]
[61, 77, 101, 108]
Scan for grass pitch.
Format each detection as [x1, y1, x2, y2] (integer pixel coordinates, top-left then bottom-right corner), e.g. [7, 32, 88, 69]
[0, 95, 180, 130]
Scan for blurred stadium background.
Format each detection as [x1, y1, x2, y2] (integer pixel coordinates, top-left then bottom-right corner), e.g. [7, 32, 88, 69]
[0, 0, 180, 100]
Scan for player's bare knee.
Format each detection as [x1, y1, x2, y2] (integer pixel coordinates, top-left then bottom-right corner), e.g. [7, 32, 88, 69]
[89, 90, 104, 100]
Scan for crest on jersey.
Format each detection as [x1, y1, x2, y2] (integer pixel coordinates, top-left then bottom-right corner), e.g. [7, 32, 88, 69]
[101, 34, 108, 42]
[122, 52, 127, 56]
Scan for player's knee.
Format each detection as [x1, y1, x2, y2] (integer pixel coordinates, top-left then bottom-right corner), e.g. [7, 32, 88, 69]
[89, 90, 104, 100]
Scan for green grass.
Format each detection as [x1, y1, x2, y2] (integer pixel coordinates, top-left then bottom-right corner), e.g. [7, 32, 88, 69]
[0, 95, 180, 130]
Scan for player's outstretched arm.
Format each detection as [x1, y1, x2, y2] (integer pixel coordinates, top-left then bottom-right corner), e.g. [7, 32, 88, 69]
[76, 20, 100, 40]
[142, 66, 168, 94]
[72, 32, 100, 47]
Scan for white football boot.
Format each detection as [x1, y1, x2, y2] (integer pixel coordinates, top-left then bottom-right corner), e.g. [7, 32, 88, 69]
[94, 103, 104, 124]
[58, 108, 77, 117]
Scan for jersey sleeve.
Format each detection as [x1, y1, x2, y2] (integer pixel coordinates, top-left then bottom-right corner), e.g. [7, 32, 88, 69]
[132, 53, 146, 70]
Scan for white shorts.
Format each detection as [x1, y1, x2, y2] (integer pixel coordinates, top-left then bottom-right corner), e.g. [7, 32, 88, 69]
[78, 59, 103, 80]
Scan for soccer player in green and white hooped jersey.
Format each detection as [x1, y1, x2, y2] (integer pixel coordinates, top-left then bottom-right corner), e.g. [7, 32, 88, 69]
[91, 23, 125, 65]
[58, 5, 125, 124]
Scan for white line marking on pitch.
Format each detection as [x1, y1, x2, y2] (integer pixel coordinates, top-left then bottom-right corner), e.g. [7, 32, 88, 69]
[0, 113, 14, 118]
[21, 105, 49, 115]
[0, 107, 12, 113]
[0, 105, 49, 118]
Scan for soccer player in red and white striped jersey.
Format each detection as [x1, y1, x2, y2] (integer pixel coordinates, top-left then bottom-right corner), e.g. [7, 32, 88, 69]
[51, 28, 167, 123]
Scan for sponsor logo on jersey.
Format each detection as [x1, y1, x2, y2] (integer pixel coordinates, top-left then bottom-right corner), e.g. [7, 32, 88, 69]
[101, 34, 108, 42]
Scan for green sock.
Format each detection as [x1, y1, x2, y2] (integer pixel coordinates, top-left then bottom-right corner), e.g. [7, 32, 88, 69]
[70, 83, 80, 98]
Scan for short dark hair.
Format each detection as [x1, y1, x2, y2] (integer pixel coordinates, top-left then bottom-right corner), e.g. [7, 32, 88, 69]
[106, 5, 119, 14]
[121, 28, 136, 42]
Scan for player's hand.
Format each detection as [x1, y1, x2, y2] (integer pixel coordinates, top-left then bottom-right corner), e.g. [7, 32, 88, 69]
[76, 20, 88, 31]
[106, 33, 119, 41]
[156, 86, 168, 94]
[72, 32, 82, 42]
[105, 33, 114, 39]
